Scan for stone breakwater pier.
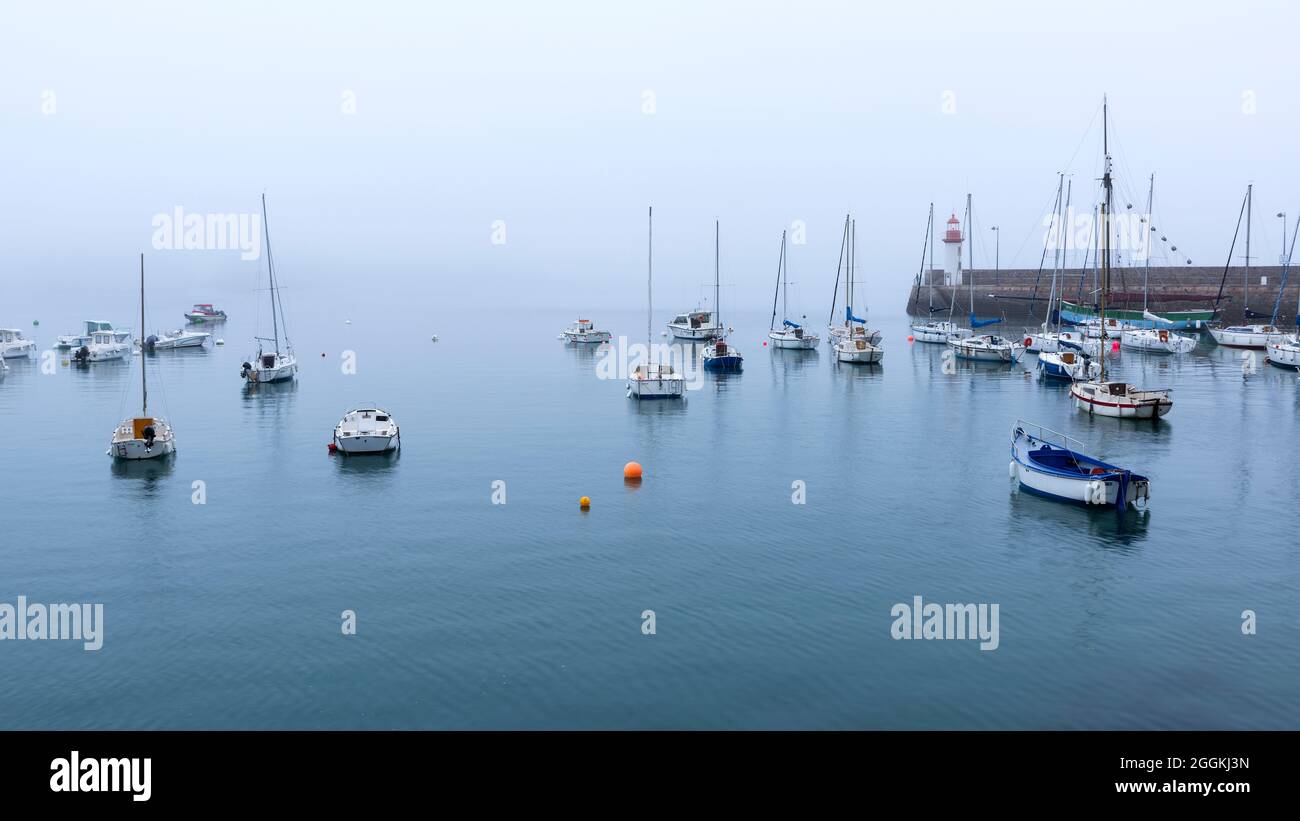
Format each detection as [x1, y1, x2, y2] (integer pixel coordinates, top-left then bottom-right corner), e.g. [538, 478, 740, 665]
[906, 266, 1299, 326]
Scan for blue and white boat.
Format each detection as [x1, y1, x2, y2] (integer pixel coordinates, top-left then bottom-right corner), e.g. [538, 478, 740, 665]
[1036, 342, 1100, 381]
[702, 220, 743, 372]
[1010, 421, 1150, 508]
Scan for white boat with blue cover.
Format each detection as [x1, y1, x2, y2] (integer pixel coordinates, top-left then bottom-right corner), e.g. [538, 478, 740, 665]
[1011, 421, 1150, 509]
[1037, 347, 1100, 381]
[768, 230, 818, 349]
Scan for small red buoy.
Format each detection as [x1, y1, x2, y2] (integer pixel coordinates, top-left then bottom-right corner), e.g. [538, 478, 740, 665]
[762, 341, 768, 346]
[907, 335, 914, 342]
[327, 443, 338, 454]
[1024, 337, 1033, 347]
[1112, 340, 1120, 352]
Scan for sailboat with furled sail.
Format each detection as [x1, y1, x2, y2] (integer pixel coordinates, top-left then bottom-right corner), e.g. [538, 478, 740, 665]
[832, 218, 883, 364]
[1070, 97, 1173, 419]
[768, 230, 818, 349]
[948, 194, 1023, 362]
[629, 207, 685, 398]
[241, 194, 298, 384]
[1209, 184, 1290, 349]
[1120, 174, 1196, 354]
[109, 255, 176, 460]
[910, 203, 970, 343]
[1265, 214, 1300, 368]
[702, 220, 743, 371]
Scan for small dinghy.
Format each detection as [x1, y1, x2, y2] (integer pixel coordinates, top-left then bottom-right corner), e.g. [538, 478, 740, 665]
[333, 407, 400, 454]
[1011, 421, 1150, 508]
[561, 318, 610, 344]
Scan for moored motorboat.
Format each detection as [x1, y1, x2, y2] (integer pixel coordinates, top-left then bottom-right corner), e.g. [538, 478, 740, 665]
[0, 328, 36, 359]
[667, 310, 721, 341]
[185, 303, 227, 323]
[74, 328, 133, 363]
[561, 318, 611, 344]
[1011, 421, 1150, 508]
[333, 407, 400, 454]
[57, 320, 114, 349]
[147, 328, 210, 350]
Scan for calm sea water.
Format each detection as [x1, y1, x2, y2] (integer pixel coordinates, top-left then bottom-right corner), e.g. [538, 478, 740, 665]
[2, 300, 1298, 729]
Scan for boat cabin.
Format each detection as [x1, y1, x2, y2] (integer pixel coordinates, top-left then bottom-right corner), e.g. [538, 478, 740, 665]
[672, 311, 712, 329]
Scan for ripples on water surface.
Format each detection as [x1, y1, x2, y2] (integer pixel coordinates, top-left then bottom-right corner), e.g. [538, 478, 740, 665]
[2, 306, 1297, 728]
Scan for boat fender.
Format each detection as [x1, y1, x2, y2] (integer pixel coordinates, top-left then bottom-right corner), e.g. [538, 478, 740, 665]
[1008, 460, 1016, 479]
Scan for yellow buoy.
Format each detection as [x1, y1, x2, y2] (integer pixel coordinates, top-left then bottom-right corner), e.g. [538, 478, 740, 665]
[623, 461, 643, 481]
[579, 496, 591, 509]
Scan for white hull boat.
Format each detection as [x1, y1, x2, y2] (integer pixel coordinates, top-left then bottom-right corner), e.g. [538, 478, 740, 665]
[827, 324, 882, 346]
[1120, 328, 1196, 354]
[769, 328, 818, 349]
[561, 319, 611, 344]
[333, 407, 400, 454]
[1081, 317, 1139, 339]
[911, 321, 970, 343]
[0, 329, 36, 359]
[148, 329, 210, 350]
[667, 311, 721, 341]
[242, 195, 297, 386]
[948, 334, 1025, 363]
[1025, 329, 1098, 355]
[835, 335, 884, 363]
[242, 351, 297, 384]
[1209, 324, 1288, 349]
[1070, 380, 1172, 418]
[185, 304, 226, 323]
[75, 329, 133, 363]
[1266, 336, 1300, 369]
[1011, 421, 1150, 508]
[628, 363, 685, 398]
[57, 320, 115, 350]
[110, 256, 177, 462]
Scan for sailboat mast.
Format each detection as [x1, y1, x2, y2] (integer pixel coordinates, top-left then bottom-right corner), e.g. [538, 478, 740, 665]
[966, 193, 974, 316]
[647, 206, 653, 351]
[262, 194, 280, 355]
[1143, 174, 1154, 313]
[829, 215, 847, 328]
[1100, 96, 1113, 382]
[770, 231, 784, 332]
[927, 203, 935, 312]
[140, 253, 147, 415]
[714, 219, 720, 330]
[1245, 183, 1252, 320]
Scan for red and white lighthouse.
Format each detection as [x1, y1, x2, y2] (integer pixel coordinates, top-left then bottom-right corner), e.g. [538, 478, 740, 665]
[942, 212, 963, 286]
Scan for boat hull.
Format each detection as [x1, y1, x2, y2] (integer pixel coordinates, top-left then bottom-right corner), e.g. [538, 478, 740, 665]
[1266, 339, 1300, 369]
[1037, 352, 1098, 381]
[1209, 327, 1288, 349]
[834, 343, 884, 364]
[1011, 425, 1149, 508]
[628, 378, 685, 398]
[153, 335, 208, 349]
[245, 360, 297, 383]
[562, 331, 611, 343]
[703, 354, 743, 371]
[910, 322, 969, 344]
[334, 435, 398, 454]
[1070, 383, 1172, 419]
[949, 338, 1025, 363]
[768, 331, 818, 349]
[1059, 300, 1213, 330]
[1120, 329, 1196, 354]
[1, 343, 36, 359]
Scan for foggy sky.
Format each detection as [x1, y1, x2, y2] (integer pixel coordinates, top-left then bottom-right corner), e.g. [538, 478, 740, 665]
[2, 0, 1296, 327]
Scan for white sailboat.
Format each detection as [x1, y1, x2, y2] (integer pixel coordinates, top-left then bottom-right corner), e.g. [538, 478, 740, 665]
[1120, 174, 1197, 355]
[910, 204, 970, 343]
[947, 194, 1021, 363]
[833, 218, 883, 364]
[241, 194, 298, 384]
[1266, 219, 1300, 368]
[768, 230, 818, 349]
[1070, 98, 1173, 420]
[333, 407, 400, 454]
[629, 207, 685, 399]
[108, 256, 176, 461]
[1210, 184, 1289, 349]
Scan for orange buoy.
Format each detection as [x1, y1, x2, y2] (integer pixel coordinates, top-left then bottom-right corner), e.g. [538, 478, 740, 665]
[907, 334, 914, 342]
[579, 496, 591, 509]
[623, 461, 643, 481]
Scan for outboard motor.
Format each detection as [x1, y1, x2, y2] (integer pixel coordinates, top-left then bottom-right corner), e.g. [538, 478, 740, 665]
[73, 345, 90, 364]
[145, 334, 158, 352]
[240, 361, 253, 380]
[142, 425, 156, 450]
